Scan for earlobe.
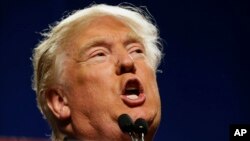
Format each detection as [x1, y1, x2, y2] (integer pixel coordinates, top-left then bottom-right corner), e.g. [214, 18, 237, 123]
[60, 105, 70, 119]
[45, 88, 71, 120]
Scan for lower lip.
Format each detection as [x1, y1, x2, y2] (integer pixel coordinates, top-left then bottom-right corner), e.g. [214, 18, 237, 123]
[121, 93, 146, 107]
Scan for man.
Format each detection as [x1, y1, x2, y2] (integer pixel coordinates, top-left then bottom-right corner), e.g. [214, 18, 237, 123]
[32, 4, 163, 141]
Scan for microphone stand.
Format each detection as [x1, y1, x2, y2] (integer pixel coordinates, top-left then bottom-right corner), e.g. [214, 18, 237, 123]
[129, 132, 136, 141]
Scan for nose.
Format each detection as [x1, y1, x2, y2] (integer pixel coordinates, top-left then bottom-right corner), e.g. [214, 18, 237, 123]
[116, 52, 136, 75]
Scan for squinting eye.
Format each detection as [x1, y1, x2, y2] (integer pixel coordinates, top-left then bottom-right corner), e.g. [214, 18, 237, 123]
[90, 50, 107, 58]
[88, 50, 108, 62]
[134, 49, 143, 53]
[130, 48, 144, 54]
[95, 52, 106, 56]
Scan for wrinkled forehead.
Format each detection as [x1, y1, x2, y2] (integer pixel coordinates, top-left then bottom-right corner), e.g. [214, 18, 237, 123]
[58, 15, 144, 53]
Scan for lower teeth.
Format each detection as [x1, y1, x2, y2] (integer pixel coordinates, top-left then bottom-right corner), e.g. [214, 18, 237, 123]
[126, 95, 139, 100]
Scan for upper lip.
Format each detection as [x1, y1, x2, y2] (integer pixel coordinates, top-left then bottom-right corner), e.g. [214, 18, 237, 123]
[122, 77, 144, 96]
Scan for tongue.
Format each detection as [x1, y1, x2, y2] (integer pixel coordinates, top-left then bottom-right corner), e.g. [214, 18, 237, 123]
[126, 94, 139, 100]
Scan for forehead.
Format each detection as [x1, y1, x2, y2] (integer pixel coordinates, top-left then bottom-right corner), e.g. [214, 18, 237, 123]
[77, 15, 140, 40]
[62, 15, 142, 52]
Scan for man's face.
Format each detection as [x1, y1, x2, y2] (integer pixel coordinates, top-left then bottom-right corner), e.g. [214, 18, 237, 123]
[57, 16, 161, 140]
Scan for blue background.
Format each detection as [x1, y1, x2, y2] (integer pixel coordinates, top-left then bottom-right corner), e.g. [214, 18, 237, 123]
[0, 0, 249, 141]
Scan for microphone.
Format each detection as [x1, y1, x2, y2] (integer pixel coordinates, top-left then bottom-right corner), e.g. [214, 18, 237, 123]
[134, 118, 148, 141]
[118, 114, 135, 141]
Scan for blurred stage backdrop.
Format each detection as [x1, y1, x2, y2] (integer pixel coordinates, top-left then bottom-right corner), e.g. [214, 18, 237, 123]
[0, 0, 249, 141]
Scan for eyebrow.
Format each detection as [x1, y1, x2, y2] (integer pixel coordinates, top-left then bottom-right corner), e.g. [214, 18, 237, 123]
[124, 33, 143, 44]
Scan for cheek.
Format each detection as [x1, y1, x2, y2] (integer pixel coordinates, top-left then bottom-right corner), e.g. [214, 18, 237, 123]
[138, 63, 157, 86]
[138, 64, 160, 103]
[70, 61, 113, 87]
[67, 63, 119, 106]
[67, 80, 112, 117]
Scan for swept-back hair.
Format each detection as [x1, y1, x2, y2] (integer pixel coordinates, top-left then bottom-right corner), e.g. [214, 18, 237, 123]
[32, 4, 163, 140]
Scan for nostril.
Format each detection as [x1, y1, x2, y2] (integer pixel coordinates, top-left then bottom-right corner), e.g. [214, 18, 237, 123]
[115, 53, 136, 75]
[120, 64, 136, 74]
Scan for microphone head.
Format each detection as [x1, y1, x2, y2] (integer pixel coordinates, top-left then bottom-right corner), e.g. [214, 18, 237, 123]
[134, 118, 148, 135]
[118, 114, 134, 133]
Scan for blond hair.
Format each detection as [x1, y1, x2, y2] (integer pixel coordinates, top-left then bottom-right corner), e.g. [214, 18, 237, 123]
[32, 4, 163, 140]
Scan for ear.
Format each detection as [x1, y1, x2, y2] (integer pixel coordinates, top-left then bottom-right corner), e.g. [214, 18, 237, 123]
[45, 88, 70, 120]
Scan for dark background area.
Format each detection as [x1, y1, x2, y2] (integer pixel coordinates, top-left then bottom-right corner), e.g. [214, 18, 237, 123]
[0, 0, 249, 141]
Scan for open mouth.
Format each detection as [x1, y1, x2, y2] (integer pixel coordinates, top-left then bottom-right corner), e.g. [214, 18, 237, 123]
[124, 79, 142, 100]
[121, 78, 146, 107]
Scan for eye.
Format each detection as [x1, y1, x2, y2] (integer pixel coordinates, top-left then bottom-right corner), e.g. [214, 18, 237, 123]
[90, 50, 108, 58]
[127, 42, 145, 55]
[129, 47, 145, 55]
[133, 49, 143, 54]
[87, 48, 109, 62]
[128, 46, 145, 60]
[93, 52, 106, 57]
